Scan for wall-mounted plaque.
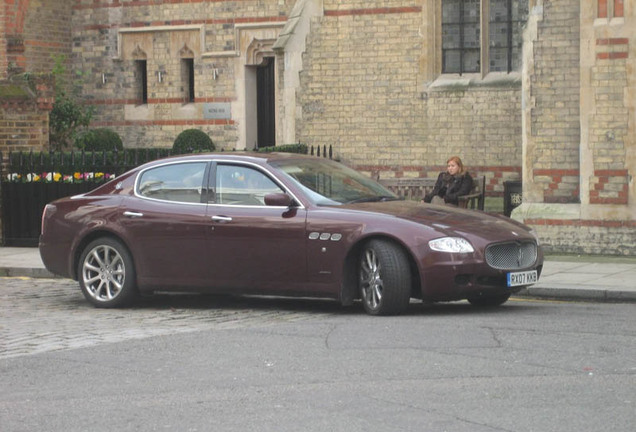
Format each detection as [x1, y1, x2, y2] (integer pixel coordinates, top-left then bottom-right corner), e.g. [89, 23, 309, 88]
[203, 103, 231, 120]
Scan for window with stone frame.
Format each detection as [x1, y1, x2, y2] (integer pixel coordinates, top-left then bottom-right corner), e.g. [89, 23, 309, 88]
[181, 58, 195, 103]
[442, 0, 480, 74]
[598, 0, 624, 18]
[180, 45, 195, 104]
[131, 45, 148, 105]
[442, 0, 528, 75]
[135, 59, 148, 105]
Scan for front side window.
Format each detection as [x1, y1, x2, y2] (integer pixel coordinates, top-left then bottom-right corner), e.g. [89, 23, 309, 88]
[137, 162, 207, 203]
[215, 164, 283, 206]
[442, 0, 528, 75]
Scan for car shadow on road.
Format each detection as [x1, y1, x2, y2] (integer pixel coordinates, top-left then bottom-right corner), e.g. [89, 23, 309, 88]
[132, 293, 537, 316]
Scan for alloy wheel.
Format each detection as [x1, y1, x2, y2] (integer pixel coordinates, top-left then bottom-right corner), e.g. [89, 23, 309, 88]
[81, 244, 126, 302]
[360, 247, 383, 311]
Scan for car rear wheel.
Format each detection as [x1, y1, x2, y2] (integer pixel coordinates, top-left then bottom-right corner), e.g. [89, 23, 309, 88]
[78, 238, 137, 308]
[467, 293, 511, 307]
[359, 240, 411, 316]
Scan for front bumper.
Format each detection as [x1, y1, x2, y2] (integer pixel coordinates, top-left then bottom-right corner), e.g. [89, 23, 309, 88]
[418, 260, 544, 302]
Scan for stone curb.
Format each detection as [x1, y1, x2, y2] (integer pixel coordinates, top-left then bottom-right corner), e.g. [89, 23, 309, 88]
[2, 265, 635, 303]
[514, 286, 636, 303]
[0, 267, 57, 279]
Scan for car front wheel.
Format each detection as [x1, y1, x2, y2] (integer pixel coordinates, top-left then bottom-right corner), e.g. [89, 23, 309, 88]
[359, 240, 411, 316]
[78, 237, 137, 308]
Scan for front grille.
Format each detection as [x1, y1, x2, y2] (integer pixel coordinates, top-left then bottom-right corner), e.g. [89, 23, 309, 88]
[485, 241, 537, 270]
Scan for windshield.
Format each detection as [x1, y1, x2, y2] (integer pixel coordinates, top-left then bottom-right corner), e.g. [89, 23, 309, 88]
[270, 158, 399, 205]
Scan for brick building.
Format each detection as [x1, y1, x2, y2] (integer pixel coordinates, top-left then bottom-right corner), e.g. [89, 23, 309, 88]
[0, 0, 634, 255]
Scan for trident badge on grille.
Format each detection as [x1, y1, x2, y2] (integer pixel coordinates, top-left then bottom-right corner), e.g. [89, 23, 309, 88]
[517, 248, 524, 267]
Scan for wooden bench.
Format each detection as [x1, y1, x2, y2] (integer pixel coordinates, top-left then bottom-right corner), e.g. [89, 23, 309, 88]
[378, 175, 485, 210]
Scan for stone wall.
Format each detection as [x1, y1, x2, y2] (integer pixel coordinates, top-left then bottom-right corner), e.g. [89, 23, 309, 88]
[1, 0, 72, 77]
[0, 0, 65, 154]
[524, 0, 581, 204]
[0, 98, 50, 152]
[2, 0, 634, 254]
[69, 0, 526, 194]
[297, 2, 424, 168]
[0, 3, 6, 80]
[586, 37, 630, 205]
[24, 0, 72, 75]
[523, 219, 636, 256]
[297, 0, 524, 196]
[72, 0, 295, 150]
[516, 0, 636, 255]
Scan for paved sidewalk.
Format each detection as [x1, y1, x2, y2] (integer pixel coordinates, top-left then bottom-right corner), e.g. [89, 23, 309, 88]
[1, 247, 635, 302]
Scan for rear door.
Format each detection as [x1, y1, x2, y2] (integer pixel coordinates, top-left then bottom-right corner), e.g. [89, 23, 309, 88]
[119, 161, 211, 289]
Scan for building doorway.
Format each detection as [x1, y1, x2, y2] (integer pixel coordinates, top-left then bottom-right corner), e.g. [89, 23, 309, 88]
[256, 57, 275, 149]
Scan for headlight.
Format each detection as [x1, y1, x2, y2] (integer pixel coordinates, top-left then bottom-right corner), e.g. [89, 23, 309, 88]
[529, 229, 541, 246]
[428, 237, 474, 253]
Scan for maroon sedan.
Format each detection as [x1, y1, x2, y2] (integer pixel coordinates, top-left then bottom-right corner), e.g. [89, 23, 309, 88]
[39, 153, 542, 315]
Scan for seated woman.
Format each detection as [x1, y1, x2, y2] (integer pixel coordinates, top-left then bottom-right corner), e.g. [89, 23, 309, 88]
[422, 156, 473, 206]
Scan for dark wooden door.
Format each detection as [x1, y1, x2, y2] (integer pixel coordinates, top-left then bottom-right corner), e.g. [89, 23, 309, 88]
[256, 57, 275, 148]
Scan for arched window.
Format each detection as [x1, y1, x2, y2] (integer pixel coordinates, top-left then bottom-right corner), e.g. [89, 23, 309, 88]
[132, 45, 148, 105]
[179, 45, 195, 104]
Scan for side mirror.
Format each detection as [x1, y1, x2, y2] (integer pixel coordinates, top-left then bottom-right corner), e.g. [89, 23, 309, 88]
[264, 192, 293, 207]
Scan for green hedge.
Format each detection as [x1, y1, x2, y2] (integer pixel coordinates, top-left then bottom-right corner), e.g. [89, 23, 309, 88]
[172, 129, 215, 154]
[256, 143, 308, 154]
[75, 128, 124, 151]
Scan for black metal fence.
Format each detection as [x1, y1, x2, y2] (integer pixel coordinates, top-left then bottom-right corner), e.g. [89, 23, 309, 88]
[0, 149, 173, 246]
[0, 145, 332, 246]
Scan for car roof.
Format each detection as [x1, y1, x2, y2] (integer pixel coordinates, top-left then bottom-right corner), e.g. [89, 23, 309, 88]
[143, 151, 321, 167]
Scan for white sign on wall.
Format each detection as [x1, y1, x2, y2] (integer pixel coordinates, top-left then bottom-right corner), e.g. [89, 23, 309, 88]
[203, 103, 231, 120]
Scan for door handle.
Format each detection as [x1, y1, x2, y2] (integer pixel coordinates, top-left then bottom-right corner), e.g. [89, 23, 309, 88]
[123, 211, 144, 218]
[211, 215, 232, 223]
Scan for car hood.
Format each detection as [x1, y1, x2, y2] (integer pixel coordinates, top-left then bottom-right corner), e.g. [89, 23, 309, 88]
[340, 200, 535, 240]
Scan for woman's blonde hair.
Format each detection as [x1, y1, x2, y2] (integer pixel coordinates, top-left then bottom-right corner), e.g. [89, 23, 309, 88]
[446, 156, 466, 175]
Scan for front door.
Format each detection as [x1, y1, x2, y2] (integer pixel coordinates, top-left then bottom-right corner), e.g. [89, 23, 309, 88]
[206, 162, 307, 291]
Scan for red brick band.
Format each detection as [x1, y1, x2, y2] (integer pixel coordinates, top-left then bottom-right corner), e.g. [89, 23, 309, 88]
[596, 38, 629, 60]
[325, 7, 422, 17]
[590, 169, 629, 205]
[525, 219, 636, 228]
[92, 119, 234, 127]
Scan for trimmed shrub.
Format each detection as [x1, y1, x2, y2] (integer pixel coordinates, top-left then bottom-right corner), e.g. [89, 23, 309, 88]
[256, 143, 308, 154]
[76, 128, 123, 151]
[172, 129, 215, 154]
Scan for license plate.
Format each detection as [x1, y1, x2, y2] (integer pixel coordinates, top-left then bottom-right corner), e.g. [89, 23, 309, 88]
[507, 270, 538, 287]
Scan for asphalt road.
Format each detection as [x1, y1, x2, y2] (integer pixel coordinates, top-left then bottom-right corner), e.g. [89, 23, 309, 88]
[1, 277, 635, 432]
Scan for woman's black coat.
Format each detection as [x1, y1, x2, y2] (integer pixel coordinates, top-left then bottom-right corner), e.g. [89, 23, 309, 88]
[423, 172, 473, 205]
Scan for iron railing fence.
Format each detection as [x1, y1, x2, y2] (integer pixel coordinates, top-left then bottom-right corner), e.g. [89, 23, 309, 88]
[0, 145, 332, 246]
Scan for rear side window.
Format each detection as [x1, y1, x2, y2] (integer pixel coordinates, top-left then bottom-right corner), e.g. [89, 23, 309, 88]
[137, 162, 207, 203]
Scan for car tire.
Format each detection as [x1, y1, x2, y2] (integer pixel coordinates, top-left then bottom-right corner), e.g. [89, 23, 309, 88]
[78, 237, 137, 308]
[467, 293, 511, 307]
[359, 239, 411, 316]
